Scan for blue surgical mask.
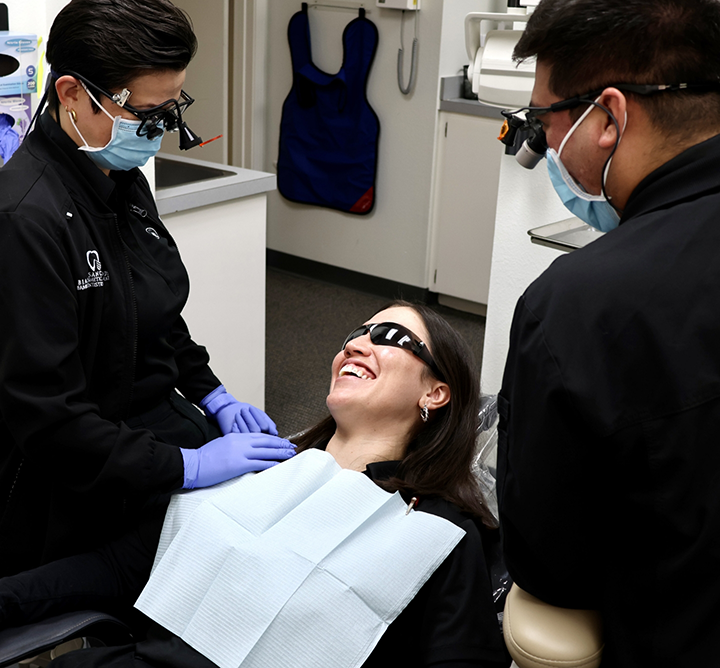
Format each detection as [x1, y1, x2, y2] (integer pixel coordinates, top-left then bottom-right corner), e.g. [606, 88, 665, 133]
[546, 99, 625, 233]
[68, 83, 164, 171]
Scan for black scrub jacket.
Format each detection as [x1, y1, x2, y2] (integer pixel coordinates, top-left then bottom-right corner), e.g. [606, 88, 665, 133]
[0, 112, 221, 575]
[498, 133, 720, 667]
[0, 461, 510, 668]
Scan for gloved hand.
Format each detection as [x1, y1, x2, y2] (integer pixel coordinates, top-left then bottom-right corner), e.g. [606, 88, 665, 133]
[200, 385, 278, 436]
[181, 432, 295, 489]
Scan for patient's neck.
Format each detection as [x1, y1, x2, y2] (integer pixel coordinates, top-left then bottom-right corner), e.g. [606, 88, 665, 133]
[326, 425, 409, 471]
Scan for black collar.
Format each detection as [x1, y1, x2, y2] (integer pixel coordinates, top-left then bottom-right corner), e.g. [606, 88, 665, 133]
[363, 460, 400, 482]
[623, 132, 720, 222]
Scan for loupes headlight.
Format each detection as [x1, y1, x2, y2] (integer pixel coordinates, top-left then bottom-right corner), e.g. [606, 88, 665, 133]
[499, 108, 548, 170]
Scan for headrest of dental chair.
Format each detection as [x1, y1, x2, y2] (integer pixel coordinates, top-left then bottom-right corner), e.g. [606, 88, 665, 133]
[503, 584, 603, 668]
[0, 610, 133, 668]
[478, 394, 498, 433]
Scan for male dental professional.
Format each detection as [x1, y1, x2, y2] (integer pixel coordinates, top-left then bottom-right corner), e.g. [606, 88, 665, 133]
[497, 1, 720, 666]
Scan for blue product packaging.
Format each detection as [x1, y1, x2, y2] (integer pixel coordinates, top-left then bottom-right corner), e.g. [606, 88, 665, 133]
[0, 32, 38, 95]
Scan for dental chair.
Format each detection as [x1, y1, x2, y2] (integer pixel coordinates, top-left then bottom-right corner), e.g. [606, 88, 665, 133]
[0, 396, 514, 668]
[0, 611, 133, 668]
[503, 584, 603, 668]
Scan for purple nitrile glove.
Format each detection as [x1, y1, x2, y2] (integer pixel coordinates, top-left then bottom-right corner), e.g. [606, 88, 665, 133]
[200, 385, 278, 436]
[181, 432, 295, 490]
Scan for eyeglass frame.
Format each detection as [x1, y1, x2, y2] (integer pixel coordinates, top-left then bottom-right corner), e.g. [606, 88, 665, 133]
[498, 81, 720, 153]
[60, 70, 195, 140]
[341, 321, 445, 381]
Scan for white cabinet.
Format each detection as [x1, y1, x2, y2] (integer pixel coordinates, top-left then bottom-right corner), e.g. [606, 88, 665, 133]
[429, 111, 504, 307]
[164, 194, 268, 408]
[156, 153, 275, 409]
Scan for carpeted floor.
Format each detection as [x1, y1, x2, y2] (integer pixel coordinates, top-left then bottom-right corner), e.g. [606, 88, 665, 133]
[264, 268, 486, 437]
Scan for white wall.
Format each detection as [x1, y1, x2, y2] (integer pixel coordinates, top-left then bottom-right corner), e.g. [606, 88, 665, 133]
[161, 0, 229, 166]
[479, 154, 569, 394]
[2, 0, 67, 40]
[438, 0, 504, 77]
[263, 0, 499, 289]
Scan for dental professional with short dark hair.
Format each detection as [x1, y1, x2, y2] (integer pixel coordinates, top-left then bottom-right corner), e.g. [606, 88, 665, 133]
[496, 1, 720, 665]
[0, 0, 294, 577]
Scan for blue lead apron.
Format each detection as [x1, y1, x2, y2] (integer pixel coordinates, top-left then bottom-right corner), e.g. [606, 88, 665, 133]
[277, 3, 380, 215]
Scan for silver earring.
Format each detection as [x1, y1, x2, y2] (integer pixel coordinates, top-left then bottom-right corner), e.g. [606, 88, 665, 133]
[420, 403, 429, 423]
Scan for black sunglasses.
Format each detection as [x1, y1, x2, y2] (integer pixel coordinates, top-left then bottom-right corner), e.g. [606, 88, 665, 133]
[63, 70, 203, 150]
[342, 321, 444, 381]
[498, 80, 720, 155]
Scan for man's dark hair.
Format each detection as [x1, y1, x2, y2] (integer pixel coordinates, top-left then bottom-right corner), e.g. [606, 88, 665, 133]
[46, 0, 197, 116]
[514, 0, 720, 138]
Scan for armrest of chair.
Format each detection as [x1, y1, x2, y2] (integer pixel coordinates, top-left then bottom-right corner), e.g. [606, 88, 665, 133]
[0, 610, 133, 668]
[503, 584, 603, 668]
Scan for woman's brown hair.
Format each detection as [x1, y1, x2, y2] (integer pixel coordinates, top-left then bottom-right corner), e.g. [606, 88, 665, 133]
[293, 300, 493, 526]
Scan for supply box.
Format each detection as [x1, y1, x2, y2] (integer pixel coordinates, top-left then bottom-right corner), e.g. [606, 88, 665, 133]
[0, 32, 38, 165]
[0, 32, 39, 95]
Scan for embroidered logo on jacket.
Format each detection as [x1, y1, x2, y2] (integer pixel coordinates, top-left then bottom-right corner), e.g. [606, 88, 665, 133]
[77, 250, 110, 291]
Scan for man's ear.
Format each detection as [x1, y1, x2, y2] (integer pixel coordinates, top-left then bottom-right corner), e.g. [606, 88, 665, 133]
[597, 87, 628, 150]
[421, 382, 451, 412]
[55, 76, 84, 111]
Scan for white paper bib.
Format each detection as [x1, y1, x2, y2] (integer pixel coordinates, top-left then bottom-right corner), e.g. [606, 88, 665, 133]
[136, 449, 465, 668]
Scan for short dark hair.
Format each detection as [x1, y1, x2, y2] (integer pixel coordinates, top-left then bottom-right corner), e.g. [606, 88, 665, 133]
[514, 0, 720, 138]
[46, 0, 197, 115]
[293, 300, 493, 526]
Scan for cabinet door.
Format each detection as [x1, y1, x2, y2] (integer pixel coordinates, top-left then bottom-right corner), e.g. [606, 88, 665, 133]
[430, 111, 503, 305]
[165, 195, 267, 408]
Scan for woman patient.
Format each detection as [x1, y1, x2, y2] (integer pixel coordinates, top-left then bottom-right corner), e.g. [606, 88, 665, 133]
[0, 301, 509, 668]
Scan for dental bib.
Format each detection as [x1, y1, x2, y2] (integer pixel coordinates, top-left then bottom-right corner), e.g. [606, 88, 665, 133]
[135, 449, 465, 668]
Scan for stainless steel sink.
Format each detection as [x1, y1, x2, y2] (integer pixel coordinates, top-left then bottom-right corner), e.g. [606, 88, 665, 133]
[153, 153, 277, 217]
[155, 156, 236, 189]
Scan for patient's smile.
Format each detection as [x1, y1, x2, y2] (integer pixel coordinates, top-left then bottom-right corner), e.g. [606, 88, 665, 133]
[338, 363, 374, 380]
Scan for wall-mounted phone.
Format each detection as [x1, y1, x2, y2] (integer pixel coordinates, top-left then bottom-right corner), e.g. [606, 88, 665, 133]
[376, 0, 420, 10]
[378, 0, 421, 94]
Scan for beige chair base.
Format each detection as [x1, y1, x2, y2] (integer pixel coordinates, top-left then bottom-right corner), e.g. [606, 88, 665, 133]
[503, 584, 603, 668]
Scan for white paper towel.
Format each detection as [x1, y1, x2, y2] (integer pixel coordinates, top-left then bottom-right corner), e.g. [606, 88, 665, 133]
[136, 449, 465, 668]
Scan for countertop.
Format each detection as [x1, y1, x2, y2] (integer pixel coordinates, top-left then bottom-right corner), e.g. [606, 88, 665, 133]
[154, 152, 276, 216]
[439, 76, 505, 120]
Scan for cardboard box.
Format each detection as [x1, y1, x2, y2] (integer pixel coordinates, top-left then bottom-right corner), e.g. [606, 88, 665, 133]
[0, 32, 38, 96]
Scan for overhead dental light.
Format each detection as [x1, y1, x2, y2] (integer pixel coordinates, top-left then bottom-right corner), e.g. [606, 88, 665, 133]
[464, 1, 537, 109]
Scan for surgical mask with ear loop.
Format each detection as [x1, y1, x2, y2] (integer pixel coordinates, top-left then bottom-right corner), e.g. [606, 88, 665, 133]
[546, 97, 627, 233]
[67, 82, 164, 171]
